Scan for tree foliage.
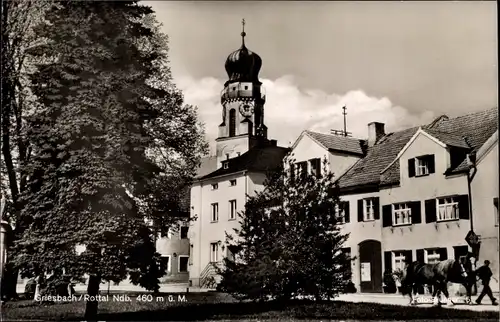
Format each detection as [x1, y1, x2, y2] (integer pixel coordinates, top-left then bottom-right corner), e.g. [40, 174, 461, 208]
[12, 0, 206, 318]
[1, 0, 52, 300]
[219, 155, 352, 302]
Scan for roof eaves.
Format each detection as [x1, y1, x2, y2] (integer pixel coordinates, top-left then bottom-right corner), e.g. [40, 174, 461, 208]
[327, 148, 364, 157]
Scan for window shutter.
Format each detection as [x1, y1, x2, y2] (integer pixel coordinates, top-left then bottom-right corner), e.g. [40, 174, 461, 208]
[404, 250, 413, 264]
[373, 197, 380, 220]
[438, 248, 448, 260]
[357, 199, 364, 222]
[382, 205, 392, 227]
[427, 155, 435, 174]
[416, 249, 425, 263]
[458, 194, 470, 219]
[408, 158, 415, 177]
[425, 199, 436, 223]
[315, 159, 321, 177]
[343, 201, 350, 223]
[410, 201, 422, 224]
[384, 251, 392, 272]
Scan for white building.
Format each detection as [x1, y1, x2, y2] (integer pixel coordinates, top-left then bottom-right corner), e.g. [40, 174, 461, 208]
[189, 28, 288, 287]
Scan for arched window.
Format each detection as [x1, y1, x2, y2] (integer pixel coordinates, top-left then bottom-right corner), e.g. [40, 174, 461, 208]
[229, 109, 236, 137]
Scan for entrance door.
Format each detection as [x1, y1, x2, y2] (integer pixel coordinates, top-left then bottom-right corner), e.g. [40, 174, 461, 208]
[359, 240, 382, 293]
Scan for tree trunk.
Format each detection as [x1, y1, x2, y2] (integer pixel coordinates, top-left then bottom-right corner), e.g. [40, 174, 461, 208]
[1, 264, 19, 301]
[84, 274, 101, 321]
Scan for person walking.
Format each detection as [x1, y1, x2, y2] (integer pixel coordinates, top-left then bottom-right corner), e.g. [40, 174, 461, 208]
[475, 260, 498, 305]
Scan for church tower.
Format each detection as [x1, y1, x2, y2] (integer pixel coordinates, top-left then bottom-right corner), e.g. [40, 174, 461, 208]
[216, 20, 268, 168]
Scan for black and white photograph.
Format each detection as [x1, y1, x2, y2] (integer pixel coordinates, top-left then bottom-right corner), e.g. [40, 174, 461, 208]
[1, 1, 498, 321]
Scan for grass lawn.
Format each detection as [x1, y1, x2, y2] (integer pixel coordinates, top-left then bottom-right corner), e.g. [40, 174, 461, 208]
[2, 292, 498, 321]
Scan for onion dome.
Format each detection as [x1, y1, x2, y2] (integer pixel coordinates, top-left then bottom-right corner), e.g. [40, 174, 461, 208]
[224, 19, 262, 84]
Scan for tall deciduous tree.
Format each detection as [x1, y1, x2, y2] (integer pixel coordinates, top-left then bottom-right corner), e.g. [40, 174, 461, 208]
[219, 156, 352, 302]
[1, 0, 51, 300]
[13, 1, 206, 319]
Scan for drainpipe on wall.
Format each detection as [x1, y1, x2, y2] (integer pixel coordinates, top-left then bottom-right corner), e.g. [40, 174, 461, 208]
[466, 152, 477, 232]
[466, 152, 478, 296]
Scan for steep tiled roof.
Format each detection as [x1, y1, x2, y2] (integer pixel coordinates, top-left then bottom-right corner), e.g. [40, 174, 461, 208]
[305, 130, 365, 156]
[200, 145, 290, 180]
[339, 107, 498, 189]
[337, 126, 419, 189]
[428, 107, 498, 173]
[421, 128, 470, 149]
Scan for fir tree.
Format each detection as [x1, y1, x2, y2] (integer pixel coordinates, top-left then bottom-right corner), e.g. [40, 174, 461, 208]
[13, 1, 206, 319]
[219, 155, 352, 302]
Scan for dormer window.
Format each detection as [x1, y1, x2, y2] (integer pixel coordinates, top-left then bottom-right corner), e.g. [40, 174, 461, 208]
[211, 183, 218, 190]
[223, 162, 229, 169]
[230, 179, 237, 186]
[408, 155, 435, 178]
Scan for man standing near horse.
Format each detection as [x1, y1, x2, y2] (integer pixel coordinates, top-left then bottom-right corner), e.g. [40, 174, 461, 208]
[475, 260, 498, 305]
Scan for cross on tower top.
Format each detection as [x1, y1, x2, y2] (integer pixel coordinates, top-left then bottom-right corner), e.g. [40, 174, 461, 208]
[241, 18, 246, 46]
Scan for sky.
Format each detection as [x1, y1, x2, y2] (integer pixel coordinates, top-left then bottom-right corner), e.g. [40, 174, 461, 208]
[145, 1, 497, 151]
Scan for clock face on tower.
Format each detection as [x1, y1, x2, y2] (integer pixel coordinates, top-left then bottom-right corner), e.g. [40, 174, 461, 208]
[239, 102, 254, 118]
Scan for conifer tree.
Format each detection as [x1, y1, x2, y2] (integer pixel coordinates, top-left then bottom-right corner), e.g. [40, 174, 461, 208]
[219, 156, 352, 302]
[14, 1, 206, 319]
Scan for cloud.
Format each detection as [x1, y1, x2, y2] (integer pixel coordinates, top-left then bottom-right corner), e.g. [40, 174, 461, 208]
[175, 74, 436, 153]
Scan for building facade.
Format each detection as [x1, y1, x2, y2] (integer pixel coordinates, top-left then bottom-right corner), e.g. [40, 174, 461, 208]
[187, 25, 498, 293]
[289, 108, 498, 293]
[189, 27, 288, 287]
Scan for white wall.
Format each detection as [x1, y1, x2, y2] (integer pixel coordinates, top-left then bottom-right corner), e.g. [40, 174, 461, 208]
[471, 140, 499, 292]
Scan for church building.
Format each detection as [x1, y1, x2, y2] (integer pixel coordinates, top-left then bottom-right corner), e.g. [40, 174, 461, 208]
[188, 22, 289, 287]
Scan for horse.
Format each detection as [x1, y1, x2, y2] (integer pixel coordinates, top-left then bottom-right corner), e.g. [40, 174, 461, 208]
[401, 253, 476, 306]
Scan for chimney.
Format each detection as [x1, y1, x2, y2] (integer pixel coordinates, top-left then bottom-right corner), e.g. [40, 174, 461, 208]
[270, 139, 277, 147]
[367, 122, 385, 147]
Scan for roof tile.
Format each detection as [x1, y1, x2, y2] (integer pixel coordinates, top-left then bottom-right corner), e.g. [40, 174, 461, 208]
[306, 130, 365, 155]
[339, 107, 498, 189]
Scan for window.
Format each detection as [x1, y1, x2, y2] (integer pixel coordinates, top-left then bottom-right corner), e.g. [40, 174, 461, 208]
[161, 255, 171, 274]
[335, 203, 347, 223]
[393, 203, 412, 226]
[230, 179, 237, 186]
[415, 157, 429, 176]
[180, 226, 189, 239]
[409, 155, 435, 178]
[232, 87, 236, 91]
[296, 161, 307, 180]
[309, 158, 321, 177]
[244, 86, 248, 90]
[229, 109, 236, 137]
[494, 197, 499, 226]
[211, 203, 219, 222]
[229, 200, 237, 220]
[189, 245, 194, 265]
[393, 251, 406, 271]
[223, 162, 229, 169]
[364, 199, 375, 221]
[210, 242, 219, 262]
[425, 249, 441, 264]
[211, 183, 218, 190]
[178, 256, 189, 273]
[437, 197, 459, 221]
